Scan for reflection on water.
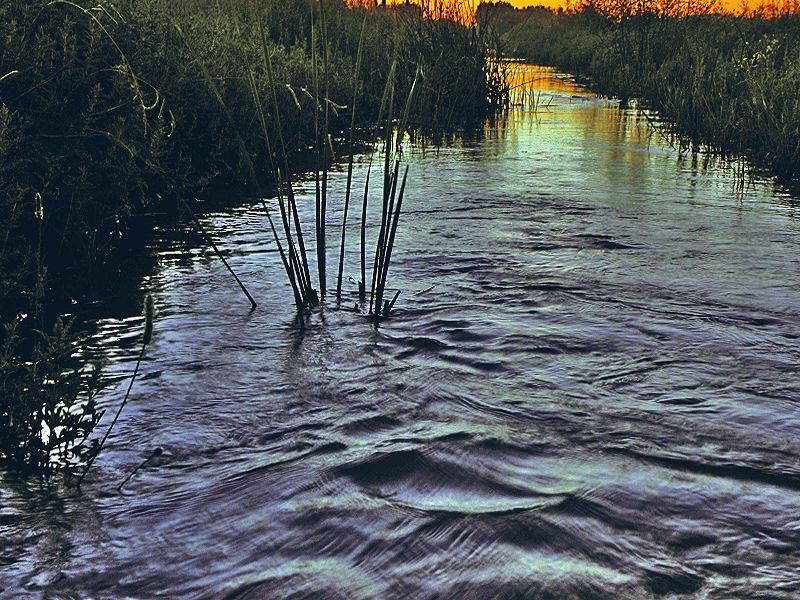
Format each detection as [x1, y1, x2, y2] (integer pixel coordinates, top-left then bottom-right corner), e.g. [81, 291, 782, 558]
[3, 64, 800, 599]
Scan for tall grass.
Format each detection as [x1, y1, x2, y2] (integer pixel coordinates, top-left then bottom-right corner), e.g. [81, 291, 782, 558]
[0, 0, 507, 318]
[0, 0, 509, 472]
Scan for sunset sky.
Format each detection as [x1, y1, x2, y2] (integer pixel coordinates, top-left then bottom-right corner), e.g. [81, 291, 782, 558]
[383, 0, 768, 16]
[504, 0, 567, 9]
[502, 0, 751, 12]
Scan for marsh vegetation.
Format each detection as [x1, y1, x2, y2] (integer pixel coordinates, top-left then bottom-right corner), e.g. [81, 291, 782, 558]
[0, 0, 507, 474]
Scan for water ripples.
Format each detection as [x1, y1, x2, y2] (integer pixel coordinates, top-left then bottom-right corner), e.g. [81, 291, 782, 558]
[3, 65, 800, 598]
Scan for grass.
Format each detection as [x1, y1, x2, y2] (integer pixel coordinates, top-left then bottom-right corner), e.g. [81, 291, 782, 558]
[493, 1, 800, 182]
[0, 0, 508, 474]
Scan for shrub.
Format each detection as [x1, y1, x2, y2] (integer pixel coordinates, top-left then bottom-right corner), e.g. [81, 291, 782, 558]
[0, 317, 104, 475]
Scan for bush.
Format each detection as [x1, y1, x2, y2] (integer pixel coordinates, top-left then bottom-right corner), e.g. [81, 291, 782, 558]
[0, 317, 104, 475]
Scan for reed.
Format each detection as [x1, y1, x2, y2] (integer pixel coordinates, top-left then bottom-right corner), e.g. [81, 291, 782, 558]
[358, 58, 398, 303]
[375, 165, 409, 316]
[241, 40, 307, 311]
[336, 12, 369, 302]
[370, 66, 419, 318]
[117, 447, 162, 491]
[369, 62, 398, 316]
[219, 2, 440, 319]
[260, 25, 319, 309]
[320, 0, 331, 299]
[180, 198, 258, 311]
[76, 294, 154, 487]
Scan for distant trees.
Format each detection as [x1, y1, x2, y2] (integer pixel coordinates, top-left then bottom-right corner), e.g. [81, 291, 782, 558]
[745, 0, 800, 17]
[579, 0, 718, 20]
[575, 0, 719, 76]
[477, 2, 557, 35]
[347, 0, 477, 22]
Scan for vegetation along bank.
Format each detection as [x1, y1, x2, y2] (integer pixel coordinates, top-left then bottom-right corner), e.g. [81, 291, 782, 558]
[0, 0, 508, 474]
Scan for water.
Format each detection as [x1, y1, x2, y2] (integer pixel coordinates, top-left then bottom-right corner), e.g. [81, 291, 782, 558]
[3, 65, 800, 598]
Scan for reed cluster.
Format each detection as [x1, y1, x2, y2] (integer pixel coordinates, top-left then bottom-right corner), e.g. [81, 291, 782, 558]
[494, 1, 800, 181]
[0, 0, 507, 322]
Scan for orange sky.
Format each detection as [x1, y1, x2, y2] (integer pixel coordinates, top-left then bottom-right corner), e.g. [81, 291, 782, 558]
[384, 0, 787, 17]
[504, 0, 760, 12]
[505, 0, 567, 9]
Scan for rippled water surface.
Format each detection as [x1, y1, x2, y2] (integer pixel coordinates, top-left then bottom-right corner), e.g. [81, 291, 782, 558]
[3, 66, 800, 599]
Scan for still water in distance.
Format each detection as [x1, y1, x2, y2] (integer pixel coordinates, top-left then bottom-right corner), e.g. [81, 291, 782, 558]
[3, 65, 800, 598]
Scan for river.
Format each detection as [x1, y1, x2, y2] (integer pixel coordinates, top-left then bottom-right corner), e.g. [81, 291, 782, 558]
[2, 65, 799, 598]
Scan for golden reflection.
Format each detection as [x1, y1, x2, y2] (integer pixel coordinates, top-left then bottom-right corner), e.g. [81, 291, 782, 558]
[507, 63, 588, 98]
[473, 63, 745, 194]
[486, 63, 760, 197]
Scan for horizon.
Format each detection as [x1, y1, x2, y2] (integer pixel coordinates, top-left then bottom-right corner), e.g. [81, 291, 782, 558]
[383, 0, 798, 16]
[503, 0, 775, 13]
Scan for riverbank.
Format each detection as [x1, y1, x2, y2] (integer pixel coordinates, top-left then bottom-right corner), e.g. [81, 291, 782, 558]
[0, 0, 507, 473]
[491, 3, 800, 184]
[0, 0, 506, 321]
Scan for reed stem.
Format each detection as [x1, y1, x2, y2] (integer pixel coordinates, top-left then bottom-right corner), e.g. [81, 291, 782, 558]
[359, 166, 371, 301]
[77, 295, 154, 488]
[375, 164, 408, 315]
[369, 79, 396, 315]
[320, 0, 331, 299]
[260, 21, 317, 308]
[181, 199, 257, 311]
[117, 447, 162, 491]
[337, 12, 367, 302]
